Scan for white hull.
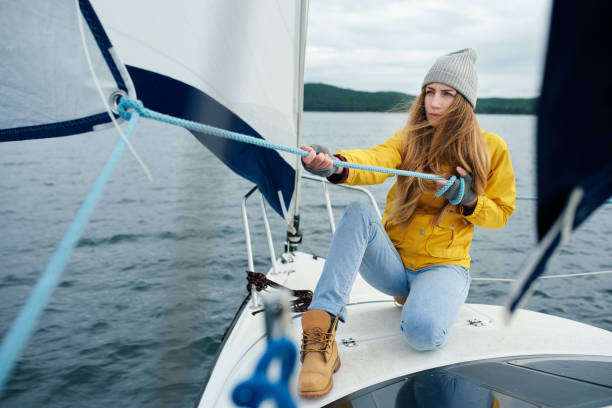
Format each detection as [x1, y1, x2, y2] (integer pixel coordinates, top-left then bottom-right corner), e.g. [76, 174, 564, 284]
[198, 251, 612, 407]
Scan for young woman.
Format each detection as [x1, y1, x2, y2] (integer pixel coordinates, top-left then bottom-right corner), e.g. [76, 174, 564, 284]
[297, 48, 516, 398]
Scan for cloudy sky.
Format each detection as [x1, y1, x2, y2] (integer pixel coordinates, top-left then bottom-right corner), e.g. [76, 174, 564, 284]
[304, 0, 553, 98]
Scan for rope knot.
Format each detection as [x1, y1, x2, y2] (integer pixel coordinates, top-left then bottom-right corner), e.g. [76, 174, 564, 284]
[117, 98, 144, 120]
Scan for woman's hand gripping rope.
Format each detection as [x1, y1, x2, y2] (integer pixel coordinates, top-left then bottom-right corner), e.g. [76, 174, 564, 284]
[300, 145, 342, 178]
[434, 166, 477, 207]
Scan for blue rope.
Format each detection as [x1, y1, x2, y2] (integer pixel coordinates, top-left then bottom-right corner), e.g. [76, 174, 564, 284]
[118, 98, 455, 183]
[434, 175, 465, 205]
[232, 337, 297, 408]
[434, 175, 456, 200]
[0, 112, 141, 395]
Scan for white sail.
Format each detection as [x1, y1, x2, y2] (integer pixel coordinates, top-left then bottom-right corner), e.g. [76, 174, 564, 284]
[1, 0, 307, 216]
[91, 0, 303, 167]
[0, 1, 134, 141]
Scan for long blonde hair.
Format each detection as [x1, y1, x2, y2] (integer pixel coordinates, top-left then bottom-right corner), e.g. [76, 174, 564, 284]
[386, 90, 490, 227]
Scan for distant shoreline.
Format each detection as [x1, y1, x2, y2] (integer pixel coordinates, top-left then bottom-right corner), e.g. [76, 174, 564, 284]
[304, 83, 538, 115]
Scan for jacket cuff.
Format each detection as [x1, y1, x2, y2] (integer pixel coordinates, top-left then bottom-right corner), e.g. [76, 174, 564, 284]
[463, 195, 485, 220]
[327, 154, 349, 184]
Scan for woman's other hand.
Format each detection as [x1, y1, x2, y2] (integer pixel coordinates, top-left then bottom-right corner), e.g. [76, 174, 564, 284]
[435, 166, 478, 207]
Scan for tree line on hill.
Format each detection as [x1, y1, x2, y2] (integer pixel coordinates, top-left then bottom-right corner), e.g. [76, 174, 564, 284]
[304, 83, 537, 115]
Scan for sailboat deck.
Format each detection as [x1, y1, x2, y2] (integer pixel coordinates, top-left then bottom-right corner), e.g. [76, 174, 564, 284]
[198, 251, 612, 407]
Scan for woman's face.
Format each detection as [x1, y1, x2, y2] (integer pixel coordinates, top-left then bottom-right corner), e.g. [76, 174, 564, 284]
[424, 82, 457, 126]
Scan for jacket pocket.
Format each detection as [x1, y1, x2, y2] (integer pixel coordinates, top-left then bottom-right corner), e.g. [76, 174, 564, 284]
[424, 219, 465, 259]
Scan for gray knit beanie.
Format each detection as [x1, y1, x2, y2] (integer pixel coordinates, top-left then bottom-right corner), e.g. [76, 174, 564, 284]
[422, 48, 478, 108]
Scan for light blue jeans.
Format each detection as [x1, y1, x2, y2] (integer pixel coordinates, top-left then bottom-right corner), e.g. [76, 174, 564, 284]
[309, 202, 471, 351]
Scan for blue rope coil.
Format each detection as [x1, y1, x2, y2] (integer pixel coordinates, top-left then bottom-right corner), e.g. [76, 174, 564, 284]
[434, 175, 465, 205]
[232, 337, 297, 408]
[454, 178, 465, 205]
[117, 98, 467, 195]
[434, 175, 456, 197]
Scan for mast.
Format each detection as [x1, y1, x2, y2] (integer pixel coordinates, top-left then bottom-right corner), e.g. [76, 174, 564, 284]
[286, 0, 309, 252]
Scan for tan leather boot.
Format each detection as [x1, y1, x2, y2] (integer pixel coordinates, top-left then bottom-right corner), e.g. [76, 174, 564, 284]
[298, 309, 341, 398]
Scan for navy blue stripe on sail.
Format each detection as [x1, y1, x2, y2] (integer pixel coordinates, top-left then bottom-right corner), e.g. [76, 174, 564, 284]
[78, 0, 128, 93]
[0, 0, 127, 143]
[0, 113, 111, 143]
[125, 66, 295, 218]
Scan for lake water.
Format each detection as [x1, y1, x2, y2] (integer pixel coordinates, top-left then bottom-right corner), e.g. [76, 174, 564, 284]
[1, 112, 611, 407]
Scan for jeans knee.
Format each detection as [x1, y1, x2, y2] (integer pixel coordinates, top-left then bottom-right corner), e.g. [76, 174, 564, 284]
[400, 318, 448, 351]
[344, 201, 377, 221]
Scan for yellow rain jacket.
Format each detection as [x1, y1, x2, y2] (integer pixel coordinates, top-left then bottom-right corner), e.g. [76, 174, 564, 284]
[333, 130, 516, 270]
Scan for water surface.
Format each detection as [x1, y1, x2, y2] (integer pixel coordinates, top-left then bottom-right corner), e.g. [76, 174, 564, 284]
[1, 112, 610, 407]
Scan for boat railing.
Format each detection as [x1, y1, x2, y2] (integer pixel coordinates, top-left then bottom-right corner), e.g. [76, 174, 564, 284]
[240, 175, 381, 286]
[301, 174, 382, 235]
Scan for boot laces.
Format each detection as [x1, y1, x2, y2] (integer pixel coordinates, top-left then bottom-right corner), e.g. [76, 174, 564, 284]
[301, 328, 334, 361]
